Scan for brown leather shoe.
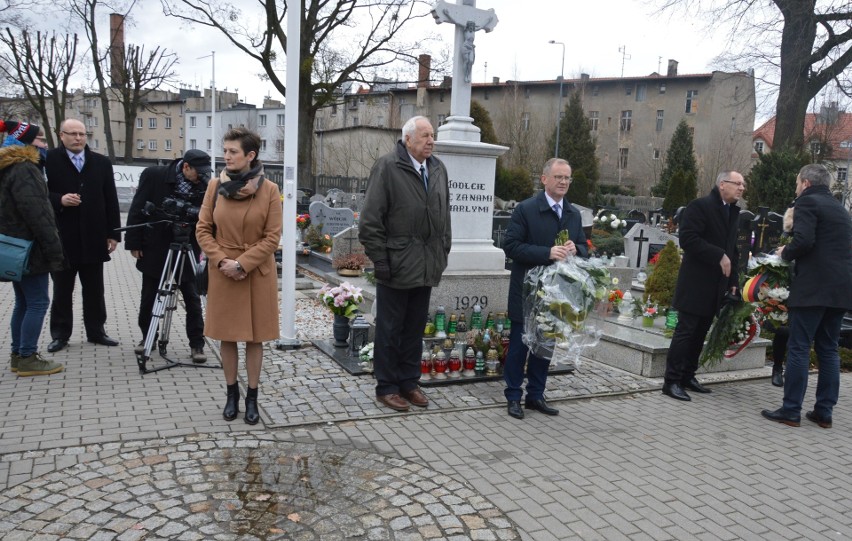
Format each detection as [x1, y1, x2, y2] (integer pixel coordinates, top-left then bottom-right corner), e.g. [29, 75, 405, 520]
[401, 387, 429, 408]
[377, 393, 410, 412]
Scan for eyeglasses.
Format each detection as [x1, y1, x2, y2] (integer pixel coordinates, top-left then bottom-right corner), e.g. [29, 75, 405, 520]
[722, 180, 746, 188]
[552, 175, 572, 182]
[61, 131, 87, 138]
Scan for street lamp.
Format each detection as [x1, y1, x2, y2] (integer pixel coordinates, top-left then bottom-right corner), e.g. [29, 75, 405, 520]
[549, 40, 565, 158]
[198, 51, 216, 172]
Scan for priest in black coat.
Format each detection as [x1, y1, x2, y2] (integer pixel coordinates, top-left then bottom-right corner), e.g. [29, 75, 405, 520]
[662, 171, 744, 401]
[45, 119, 121, 352]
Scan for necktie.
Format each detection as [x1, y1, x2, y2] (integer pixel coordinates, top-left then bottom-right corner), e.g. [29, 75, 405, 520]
[420, 165, 428, 192]
[73, 155, 83, 172]
[553, 203, 561, 219]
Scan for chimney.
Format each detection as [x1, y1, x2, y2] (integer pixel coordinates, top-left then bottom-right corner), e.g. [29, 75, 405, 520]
[667, 59, 678, 77]
[581, 73, 590, 82]
[418, 54, 431, 88]
[109, 13, 126, 88]
[492, 76, 500, 84]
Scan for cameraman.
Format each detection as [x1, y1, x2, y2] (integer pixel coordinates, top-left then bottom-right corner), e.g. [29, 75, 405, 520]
[125, 149, 212, 363]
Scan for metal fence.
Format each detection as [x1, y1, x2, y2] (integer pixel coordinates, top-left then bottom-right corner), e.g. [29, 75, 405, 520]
[314, 175, 369, 195]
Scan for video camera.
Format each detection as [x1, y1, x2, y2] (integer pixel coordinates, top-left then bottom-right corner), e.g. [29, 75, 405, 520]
[144, 195, 201, 223]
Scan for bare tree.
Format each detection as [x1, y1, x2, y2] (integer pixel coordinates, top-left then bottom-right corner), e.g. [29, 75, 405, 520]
[493, 82, 548, 174]
[0, 29, 78, 147]
[659, 0, 852, 151]
[160, 0, 436, 182]
[113, 43, 177, 163]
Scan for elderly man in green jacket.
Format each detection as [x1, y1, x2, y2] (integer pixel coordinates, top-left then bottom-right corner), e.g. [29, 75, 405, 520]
[359, 116, 452, 412]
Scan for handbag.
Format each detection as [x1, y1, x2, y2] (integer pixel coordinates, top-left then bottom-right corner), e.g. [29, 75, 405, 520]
[0, 233, 33, 282]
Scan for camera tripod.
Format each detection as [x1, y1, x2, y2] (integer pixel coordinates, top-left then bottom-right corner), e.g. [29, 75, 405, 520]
[119, 220, 220, 375]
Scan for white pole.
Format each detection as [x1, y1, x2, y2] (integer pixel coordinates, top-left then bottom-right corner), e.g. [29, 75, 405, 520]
[211, 51, 216, 172]
[277, 6, 301, 349]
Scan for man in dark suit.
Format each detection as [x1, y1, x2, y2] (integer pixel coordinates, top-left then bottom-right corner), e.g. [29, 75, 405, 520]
[762, 164, 852, 428]
[502, 158, 588, 420]
[125, 149, 212, 363]
[662, 171, 744, 401]
[45, 118, 121, 352]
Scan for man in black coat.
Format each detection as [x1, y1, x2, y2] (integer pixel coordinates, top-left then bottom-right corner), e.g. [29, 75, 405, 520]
[45, 119, 121, 352]
[662, 171, 744, 401]
[762, 164, 852, 428]
[125, 149, 212, 363]
[502, 158, 588, 420]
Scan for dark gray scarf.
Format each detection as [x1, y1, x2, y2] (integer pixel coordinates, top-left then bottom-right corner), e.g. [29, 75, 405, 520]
[218, 163, 263, 199]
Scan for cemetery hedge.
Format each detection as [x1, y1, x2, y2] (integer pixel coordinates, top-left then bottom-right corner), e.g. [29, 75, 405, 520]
[643, 240, 680, 307]
[590, 228, 624, 256]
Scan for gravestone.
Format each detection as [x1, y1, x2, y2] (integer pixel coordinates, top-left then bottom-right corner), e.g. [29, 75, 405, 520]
[309, 201, 355, 237]
[736, 210, 755, 277]
[751, 206, 784, 255]
[623, 223, 679, 269]
[324, 189, 345, 207]
[331, 226, 370, 263]
[309, 194, 325, 204]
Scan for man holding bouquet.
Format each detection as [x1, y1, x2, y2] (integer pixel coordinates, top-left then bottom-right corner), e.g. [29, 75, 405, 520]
[502, 158, 588, 420]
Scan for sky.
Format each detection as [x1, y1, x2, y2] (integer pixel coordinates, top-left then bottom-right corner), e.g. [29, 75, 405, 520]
[96, 1, 741, 115]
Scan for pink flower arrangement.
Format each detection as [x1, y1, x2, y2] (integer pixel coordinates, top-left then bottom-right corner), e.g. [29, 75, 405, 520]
[319, 282, 364, 318]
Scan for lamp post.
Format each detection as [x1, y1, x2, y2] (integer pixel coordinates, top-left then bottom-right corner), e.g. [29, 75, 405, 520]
[198, 51, 216, 172]
[549, 40, 565, 158]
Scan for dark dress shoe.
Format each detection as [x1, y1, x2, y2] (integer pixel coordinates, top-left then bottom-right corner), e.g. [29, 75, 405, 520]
[507, 400, 524, 419]
[88, 335, 119, 346]
[771, 367, 784, 387]
[401, 387, 429, 407]
[683, 377, 712, 394]
[47, 339, 68, 353]
[662, 382, 691, 401]
[805, 410, 832, 428]
[377, 393, 410, 412]
[761, 408, 800, 426]
[525, 398, 559, 415]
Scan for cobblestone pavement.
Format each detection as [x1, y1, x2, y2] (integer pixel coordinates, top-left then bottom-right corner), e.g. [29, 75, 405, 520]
[1, 240, 850, 540]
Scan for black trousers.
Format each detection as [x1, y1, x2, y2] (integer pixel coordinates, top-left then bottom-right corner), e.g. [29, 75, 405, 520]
[138, 273, 205, 349]
[664, 310, 713, 384]
[50, 262, 108, 341]
[373, 283, 432, 396]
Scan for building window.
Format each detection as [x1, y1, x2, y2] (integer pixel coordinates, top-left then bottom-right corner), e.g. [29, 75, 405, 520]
[259, 114, 267, 127]
[190, 116, 197, 128]
[315, 117, 323, 130]
[165, 139, 172, 151]
[437, 114, 446, 126]
[260, 139, 267, 151]
[685, 90, 699, 114]
[136, 139, 144, 150]
[179, 127, 184, 138]
[165, 117, 172, 129]
[227, 124, 233, 130]
[754, 141, 764, 153]
[592, 86, 599, 96]
[522, 112, 530, 131]
[659, 83, 666, 94]
[148, 139, 157, 150]
[377, 115, 384, 127]
[588, 111, 599, 131]
[624, 85, 632, 96]
[352, 116, 359, 126]
[276, 139, 284, 152]
[619, 147, 629, 169]
[688, 126, 695, 137]
[149, 118, 157, 129]
[206, 139, 212, 151]
[136, 118, 143, 129]
[484, 89, 489, 100]
[189, 139, 197, 149]
[620, 110, 632, 132]
[656, 110, 664, 132]
[206, 116, 212, 128]
[524, 87, 531, 99]
[331, 103, 338, 115]
[635, 84, 646, 102]
[653, 148, 660, 160]
[277, 114, 285, 126]
[439, 92, 445, 103]
[810, 141, 821, 155]
[838, 167, 848, 182]
[93, 139, 99, 149]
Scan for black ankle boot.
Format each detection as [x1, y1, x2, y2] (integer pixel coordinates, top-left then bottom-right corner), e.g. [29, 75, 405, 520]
[223, 383, 240, 421]
[245, 386, 259, 425]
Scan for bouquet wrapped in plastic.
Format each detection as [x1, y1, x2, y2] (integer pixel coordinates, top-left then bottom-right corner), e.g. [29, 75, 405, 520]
[522, 256, 602, 365]
[743, 254, 790, 325]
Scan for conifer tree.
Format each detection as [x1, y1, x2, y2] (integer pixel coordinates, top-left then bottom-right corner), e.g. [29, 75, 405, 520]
[653, 119, 698, 197]
[549, 91, 599, 205]
[745, 149, 810, 212]
[644, 240, 681, 308]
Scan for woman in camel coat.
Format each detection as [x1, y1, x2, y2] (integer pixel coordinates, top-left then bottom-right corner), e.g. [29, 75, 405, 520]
[196, 127, 282, 425]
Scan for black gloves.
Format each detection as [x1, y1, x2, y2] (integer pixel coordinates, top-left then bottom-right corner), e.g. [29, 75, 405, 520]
[373, 259, 392, 282]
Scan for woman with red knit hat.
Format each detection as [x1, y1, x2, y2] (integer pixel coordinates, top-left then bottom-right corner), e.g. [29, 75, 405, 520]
[0, 120, 65, 376]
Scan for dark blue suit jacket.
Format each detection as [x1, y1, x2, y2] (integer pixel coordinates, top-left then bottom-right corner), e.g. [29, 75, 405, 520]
[503, 191, 588, 321]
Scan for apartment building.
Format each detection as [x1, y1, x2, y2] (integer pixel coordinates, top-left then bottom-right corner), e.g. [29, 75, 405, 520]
[314, 60, 756, 195]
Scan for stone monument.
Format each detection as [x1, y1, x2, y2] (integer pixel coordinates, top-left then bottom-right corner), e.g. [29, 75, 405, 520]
[429, 0, 510, 314]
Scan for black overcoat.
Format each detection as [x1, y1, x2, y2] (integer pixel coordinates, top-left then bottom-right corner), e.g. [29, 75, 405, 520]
[124, 160, 204, 281]
[781, 184, 852, 310]
[671, 187, 739, 317]
[45, 144, 120, 267]
[503, 191, 588, 322]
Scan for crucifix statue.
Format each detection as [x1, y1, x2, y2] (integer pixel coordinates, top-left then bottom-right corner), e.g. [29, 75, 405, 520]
[432, 0, 498, 141]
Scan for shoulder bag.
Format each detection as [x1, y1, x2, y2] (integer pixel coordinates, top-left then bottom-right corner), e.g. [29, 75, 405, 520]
[0, 233, 33, 282]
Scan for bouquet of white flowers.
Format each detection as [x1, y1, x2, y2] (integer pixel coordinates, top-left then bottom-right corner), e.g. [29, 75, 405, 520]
[522, 257, 602, 365]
